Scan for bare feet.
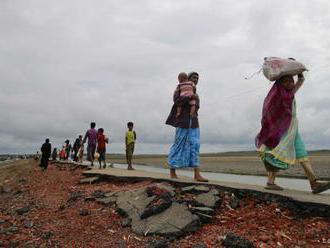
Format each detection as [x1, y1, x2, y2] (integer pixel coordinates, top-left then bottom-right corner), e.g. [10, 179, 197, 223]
[170, 169, 178, 179]
[311, 181, 330, 194]
[194, 168, 208, 182]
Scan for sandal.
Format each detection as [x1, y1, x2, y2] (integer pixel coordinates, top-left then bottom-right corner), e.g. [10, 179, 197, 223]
[194, 177, 209, 182]
[312, 181, 330, 194]
[265, 183, 284, 191]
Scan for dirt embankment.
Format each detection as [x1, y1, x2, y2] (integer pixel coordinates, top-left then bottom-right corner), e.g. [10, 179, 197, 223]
[0, 160, 329, 247]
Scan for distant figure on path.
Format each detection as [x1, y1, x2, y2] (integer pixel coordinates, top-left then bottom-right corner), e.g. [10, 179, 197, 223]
[40, 139, 51, 170]
[51, 148, 57, 161]
[59, 146, 66, 160]
[77, 143, 84, 163]
[125, 122, 136, 170]
[34, 151, 40, 161]
[166, 72, 208, 182]
[256, 73, 330, 193]
[72, 135, 83, 162]
[83, 122, 98, 167]
[64, 140, 71, 160]
[97, 128, 108, 169]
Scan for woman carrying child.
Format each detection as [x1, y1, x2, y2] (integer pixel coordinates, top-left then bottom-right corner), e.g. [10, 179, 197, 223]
[166, 71, 208, 182]
[256, 73, 330, 193]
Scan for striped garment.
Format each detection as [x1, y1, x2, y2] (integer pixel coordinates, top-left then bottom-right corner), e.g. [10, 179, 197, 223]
[178, 81, 196, 105]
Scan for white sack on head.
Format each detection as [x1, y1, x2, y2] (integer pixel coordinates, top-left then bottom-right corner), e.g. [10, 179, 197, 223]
[262, 57, 307, 81]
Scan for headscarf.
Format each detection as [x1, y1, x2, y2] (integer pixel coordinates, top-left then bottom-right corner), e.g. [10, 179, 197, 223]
[255, 81, 295, 149]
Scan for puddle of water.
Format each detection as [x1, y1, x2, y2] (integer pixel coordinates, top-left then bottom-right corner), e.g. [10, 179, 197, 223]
[83, 162, 330, 194]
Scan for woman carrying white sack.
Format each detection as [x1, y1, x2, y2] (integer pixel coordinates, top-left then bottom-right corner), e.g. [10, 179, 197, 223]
[256, 57, 330, 193]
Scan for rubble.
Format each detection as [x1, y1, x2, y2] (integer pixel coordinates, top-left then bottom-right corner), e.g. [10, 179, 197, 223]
[0, 160, 329, 247]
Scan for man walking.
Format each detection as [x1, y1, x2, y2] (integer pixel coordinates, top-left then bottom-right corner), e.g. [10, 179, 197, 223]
[83, 122, 98, 167]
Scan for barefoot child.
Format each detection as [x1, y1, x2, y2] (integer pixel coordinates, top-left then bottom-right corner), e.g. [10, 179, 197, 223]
[97, 128, 108, 169]
[256, 73, 330, 193]
[125, 122, 136, 170]
[176, 72, 197, 118]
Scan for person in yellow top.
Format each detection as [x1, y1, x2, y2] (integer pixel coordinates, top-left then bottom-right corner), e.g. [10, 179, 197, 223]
[125, 122, 136, 170]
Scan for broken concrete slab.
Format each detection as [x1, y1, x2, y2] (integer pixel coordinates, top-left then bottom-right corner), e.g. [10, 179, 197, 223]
[140, 198, 172, 219]
[132, 202, 200, 236]
[96, 197, 117, 206]
[223, 232, 254, 248]
[195, 189, 221, 208]
[116, 188, 155, 218]
[190, 206, 214, 215]
[79, 176, 99, 184]
[152, 183, 176, 197]
[115, 186, 201, 237]
[182, 185, 210, 193]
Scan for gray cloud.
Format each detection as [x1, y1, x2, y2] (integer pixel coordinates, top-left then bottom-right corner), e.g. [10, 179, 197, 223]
[1, 0, 330, 154]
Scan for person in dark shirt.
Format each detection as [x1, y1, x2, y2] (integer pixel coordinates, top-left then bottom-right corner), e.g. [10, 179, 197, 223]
[72, 136, 82, 162]
[40, 138, 51, 170]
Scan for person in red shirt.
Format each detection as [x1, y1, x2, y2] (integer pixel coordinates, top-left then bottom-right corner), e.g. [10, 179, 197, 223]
[97, 128, 108, 169]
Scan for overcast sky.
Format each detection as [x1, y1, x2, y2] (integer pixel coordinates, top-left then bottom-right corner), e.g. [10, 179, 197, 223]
[1, 0, 330, 154]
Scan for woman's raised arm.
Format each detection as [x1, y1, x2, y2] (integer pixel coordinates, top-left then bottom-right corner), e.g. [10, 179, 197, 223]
[294, 73, 305, 94]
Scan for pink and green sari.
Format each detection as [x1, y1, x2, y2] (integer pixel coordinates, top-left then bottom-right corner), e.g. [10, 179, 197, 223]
[256, 83, 308, 170]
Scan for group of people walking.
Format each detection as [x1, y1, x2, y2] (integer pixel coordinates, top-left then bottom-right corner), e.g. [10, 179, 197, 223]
[56, 137, 84, 162]
[40, 69, 330, 194]
[39, 121, 137, 170]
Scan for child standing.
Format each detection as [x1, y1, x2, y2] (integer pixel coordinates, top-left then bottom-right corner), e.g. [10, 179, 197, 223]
[97, 128, 108, 169]
[51, 148, 57, 161]
[64, 140, 71, 160]
[59, 146, 66, 160]
[176, 72, 197, 118]
[125, 122, 136, 170]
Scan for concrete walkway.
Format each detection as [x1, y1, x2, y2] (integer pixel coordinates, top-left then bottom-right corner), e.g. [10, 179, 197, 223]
[83, 166, 330, 206]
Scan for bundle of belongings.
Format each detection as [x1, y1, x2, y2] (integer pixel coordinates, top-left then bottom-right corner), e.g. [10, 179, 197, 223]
[262, 57, 307, 81]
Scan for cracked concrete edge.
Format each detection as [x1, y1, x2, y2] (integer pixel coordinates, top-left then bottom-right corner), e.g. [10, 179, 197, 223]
[81, 169, 330, 219]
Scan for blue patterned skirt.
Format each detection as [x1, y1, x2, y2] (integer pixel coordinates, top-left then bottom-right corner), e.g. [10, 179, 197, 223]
[168, 128, 200, 168]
